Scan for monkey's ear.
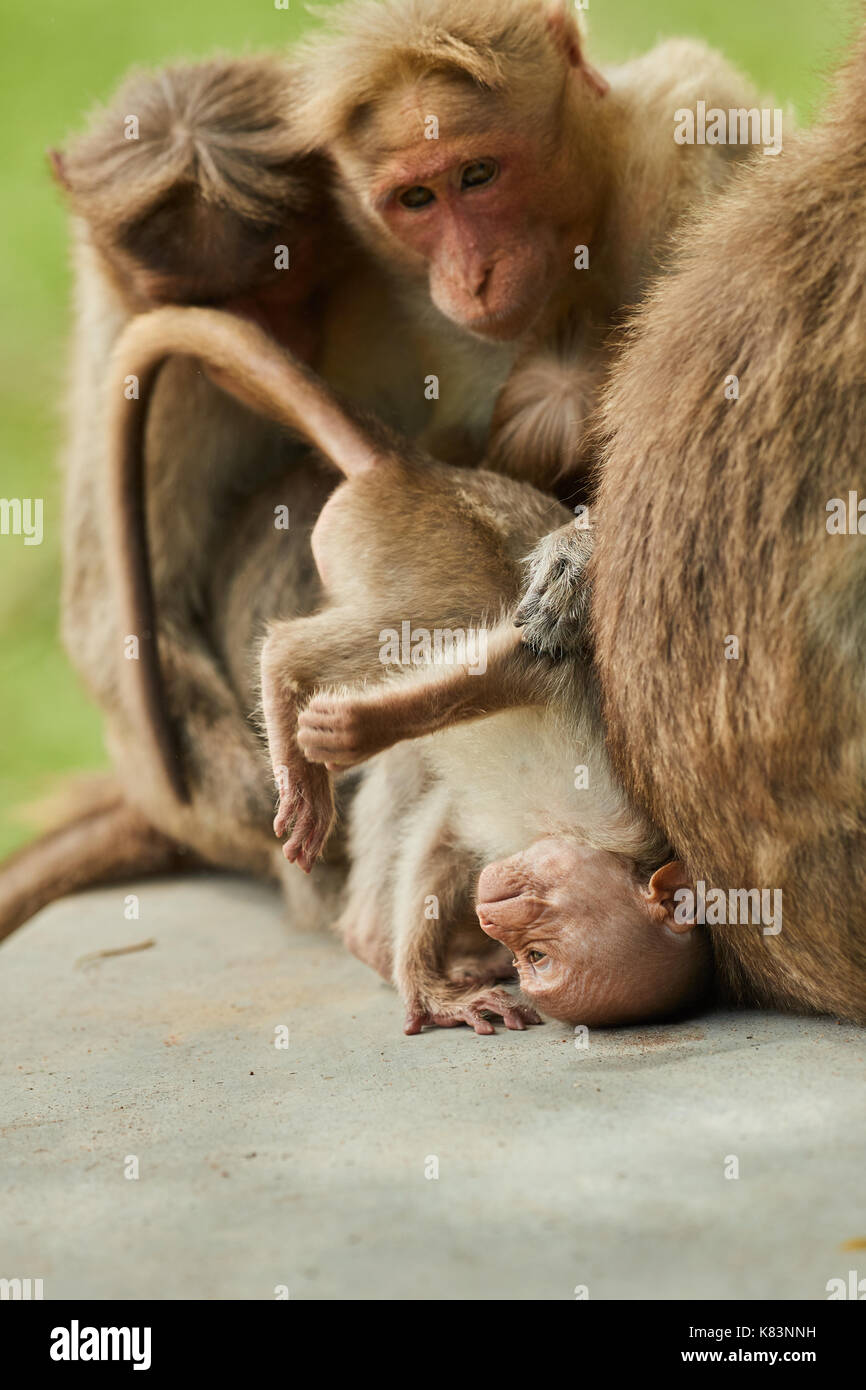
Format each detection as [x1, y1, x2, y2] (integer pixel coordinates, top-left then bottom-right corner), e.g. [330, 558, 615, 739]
[47, 148, 72, 191]
[545, 3, 609, 97]
[643, 859, 694, 931]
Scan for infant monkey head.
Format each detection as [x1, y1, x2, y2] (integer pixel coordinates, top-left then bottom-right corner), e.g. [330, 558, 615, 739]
[476, 840, 711, 1026]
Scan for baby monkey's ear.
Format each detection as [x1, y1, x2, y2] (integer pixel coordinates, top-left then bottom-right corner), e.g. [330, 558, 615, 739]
[642, 860, 694, 931]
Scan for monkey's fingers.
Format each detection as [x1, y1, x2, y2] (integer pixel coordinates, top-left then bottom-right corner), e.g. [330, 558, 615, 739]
[405, 1009, 496, 1035]
[459, 1009, 497, 1035]
[515, 526, 593, 658]
[464, 990, 543, 1031]
[500, 1004, 543, 1029]
[280, 767, 335, 872]
[297, 698, 380, 769]
[274, 784, 306, 840]
[404, 1011, 462, 1035]
[282, 809, 330, 872]
[404, 992, 542, 1036]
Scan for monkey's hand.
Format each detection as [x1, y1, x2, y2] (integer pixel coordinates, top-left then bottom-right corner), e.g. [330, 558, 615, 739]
[514, 522, 594, 658]
[273, 760, 335, 874]
[297, 693, 388, 769]
[404, 986, 542, 1037]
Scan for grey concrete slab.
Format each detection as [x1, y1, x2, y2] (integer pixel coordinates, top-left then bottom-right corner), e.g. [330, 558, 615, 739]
[0, 875, 863, 1300]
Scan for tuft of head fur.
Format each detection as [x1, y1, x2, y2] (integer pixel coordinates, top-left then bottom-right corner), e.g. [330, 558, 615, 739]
[294, 0, 581, 146]
[57, 57, 326, 301]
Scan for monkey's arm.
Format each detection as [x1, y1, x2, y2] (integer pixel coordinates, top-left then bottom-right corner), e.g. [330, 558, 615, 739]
[296, 624, 548, 769]
[513, 524, 594, 658]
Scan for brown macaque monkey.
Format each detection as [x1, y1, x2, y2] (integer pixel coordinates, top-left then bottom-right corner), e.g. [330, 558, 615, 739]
[516, 24, 866, 1024]
[11, 54, 510, 937]
[109, 307, 710, 1032]
[293, 0, 760, 487]
[51, 57, 366, 890]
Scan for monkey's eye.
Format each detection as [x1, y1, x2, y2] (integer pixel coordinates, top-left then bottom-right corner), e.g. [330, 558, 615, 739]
[460, 159, 499, 191]
[398, 185, 436, 210]
[527, 949, 547, 964]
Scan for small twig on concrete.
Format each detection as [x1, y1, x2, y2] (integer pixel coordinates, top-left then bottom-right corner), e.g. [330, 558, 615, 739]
[75, 939, 156, 969]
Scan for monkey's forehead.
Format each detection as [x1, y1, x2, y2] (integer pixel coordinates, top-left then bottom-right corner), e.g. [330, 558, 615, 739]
[292, 0, 569, 146]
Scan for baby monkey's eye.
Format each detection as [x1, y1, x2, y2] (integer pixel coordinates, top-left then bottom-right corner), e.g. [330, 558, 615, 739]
[460, 158, 499, 191]
[527, 949, 547, 964]
[398, 185, 435, 209]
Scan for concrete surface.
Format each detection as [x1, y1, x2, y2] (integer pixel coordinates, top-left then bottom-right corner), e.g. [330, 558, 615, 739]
[0, 874, 863, 1301]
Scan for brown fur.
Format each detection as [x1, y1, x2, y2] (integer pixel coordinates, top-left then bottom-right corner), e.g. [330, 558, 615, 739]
[525, 23, 866, 1023]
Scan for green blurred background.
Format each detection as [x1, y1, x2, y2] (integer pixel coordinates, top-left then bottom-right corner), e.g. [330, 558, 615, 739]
[0, 0, 855, 854]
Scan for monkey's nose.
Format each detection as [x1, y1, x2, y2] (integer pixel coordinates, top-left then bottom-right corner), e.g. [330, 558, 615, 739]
[476, 907, 497, 936]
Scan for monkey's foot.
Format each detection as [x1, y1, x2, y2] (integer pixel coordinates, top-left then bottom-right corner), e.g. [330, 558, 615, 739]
[273, 762, 335, 873]
[404, 988, 542, 1036]
[514, 523, 593, 658]
[297, 694, 384, 769]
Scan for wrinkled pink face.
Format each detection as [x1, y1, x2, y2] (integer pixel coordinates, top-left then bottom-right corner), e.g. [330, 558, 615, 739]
[376, 134, 568, 339]
[476, 837, 711, 1026]
[359, 82, 584, 341]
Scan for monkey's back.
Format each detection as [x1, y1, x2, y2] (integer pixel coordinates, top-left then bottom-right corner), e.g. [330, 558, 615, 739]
[592, 36, 866, 1021]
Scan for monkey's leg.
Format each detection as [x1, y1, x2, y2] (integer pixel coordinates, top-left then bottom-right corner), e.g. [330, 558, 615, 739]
[391, 791, 542, 1036]
[297, 625, 544, 768]
[0, 793, 198, 942]
[260, 609, 371, 872]
[514, 523, 594, 657]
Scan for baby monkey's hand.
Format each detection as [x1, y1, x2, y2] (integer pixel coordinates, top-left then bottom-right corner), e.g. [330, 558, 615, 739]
[515, 522, 594, 658]
[404, 986, 542, 1037]
[297, 693, 386, 770]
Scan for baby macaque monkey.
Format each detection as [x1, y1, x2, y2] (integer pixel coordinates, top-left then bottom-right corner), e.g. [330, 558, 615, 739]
[3, 58, 366, 935]
[297, 634, 712, 1031]
[100, 305, 710, 1030]
[108, 307, 712, 1031]
[475, 838, 707, 1028]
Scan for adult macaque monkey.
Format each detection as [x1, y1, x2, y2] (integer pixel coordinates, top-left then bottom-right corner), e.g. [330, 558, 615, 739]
[294, 0, 759, 487]
[14, 54, 507, 932]
[517, 24, 866, 1023]
[51, 58, 364, 865]
[1, 58, 387, 933]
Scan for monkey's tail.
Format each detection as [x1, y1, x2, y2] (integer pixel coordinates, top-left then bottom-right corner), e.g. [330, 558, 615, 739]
[104, 305, 397, 808]
[0, 774, 199, 944]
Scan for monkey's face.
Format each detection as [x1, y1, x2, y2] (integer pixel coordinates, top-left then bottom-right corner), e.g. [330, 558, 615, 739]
[345, 84, 585, 341]
[476, 838, 711, 1026]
